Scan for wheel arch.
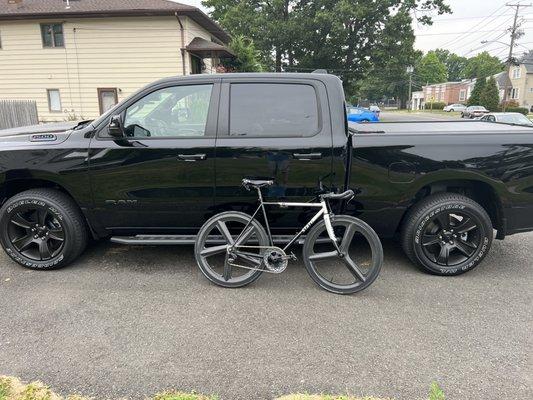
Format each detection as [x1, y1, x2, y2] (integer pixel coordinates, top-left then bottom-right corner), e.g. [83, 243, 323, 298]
[399, 178, 504, 237]
[0, 178, 97, 239]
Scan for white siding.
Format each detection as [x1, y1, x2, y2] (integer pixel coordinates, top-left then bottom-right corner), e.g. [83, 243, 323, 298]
[0, 16, 215, 121]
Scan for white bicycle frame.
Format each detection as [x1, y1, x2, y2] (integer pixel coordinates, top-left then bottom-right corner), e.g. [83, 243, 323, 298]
[233, 187, 341, 254]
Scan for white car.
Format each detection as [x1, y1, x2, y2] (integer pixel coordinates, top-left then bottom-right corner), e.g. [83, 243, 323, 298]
[443, 103, 466, 112]
[479, 112, 533, 127]
[369, 105, 381, 116]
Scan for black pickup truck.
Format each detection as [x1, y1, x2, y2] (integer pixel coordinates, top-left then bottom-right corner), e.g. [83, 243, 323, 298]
[1, 72, 532, 275]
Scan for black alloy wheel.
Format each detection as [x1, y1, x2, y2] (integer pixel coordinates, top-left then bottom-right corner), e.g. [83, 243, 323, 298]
[419, 210, 481, 267]
[7, 207, 65, 261]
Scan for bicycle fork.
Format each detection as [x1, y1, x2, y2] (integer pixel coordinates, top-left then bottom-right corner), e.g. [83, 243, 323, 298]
[322, 202, 344, 257]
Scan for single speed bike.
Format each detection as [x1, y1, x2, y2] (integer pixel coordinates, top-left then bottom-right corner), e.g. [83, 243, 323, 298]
[194, 179, 383, 294]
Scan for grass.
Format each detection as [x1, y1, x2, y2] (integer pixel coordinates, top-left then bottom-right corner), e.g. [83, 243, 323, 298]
[0, 376, 446, 400]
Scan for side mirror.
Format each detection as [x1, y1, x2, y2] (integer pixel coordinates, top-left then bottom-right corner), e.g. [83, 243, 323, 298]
[108, 115, 124, 138]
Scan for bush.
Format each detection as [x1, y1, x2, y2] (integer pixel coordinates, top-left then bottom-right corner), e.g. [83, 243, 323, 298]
[425, 102, 447, 110]
[504, 106, 529, 115]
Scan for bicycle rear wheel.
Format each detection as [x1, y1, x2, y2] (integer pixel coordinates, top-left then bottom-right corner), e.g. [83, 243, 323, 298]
[194, 211, 269, 288]
[302, 215, 383, 294]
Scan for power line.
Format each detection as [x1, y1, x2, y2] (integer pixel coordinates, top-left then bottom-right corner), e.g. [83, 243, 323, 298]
[434, 5, 507, 49]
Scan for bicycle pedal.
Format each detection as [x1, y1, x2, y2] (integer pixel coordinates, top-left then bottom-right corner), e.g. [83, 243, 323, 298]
[290, 252, 297, 261]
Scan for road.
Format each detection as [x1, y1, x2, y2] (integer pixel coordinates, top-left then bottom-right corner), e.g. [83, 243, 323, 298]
[0, 234, 531, 400]
[0, 111, 531, 399]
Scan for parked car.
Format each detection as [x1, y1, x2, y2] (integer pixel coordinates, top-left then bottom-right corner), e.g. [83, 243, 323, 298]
[443, 103, 466, 112]
[461, 106, 489, 119]
[346, 106, 379, 122]
[479, 112, 533, 127]
[1, 73, 533, 278]
[369, 105, 381, 116]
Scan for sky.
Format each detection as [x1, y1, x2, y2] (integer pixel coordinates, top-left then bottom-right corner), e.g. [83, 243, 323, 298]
[178, 0, 533, 59]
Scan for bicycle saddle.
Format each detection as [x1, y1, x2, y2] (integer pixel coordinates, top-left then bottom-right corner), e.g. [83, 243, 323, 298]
[242, 178, 274, 189]
[321, 189, 355, 201]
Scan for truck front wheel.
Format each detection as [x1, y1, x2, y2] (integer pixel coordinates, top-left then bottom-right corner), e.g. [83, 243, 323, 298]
[401, 193, 493, 275]
[0, 189, 88, 270]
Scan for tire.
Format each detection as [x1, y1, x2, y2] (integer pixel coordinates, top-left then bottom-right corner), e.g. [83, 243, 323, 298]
[194, 211, 269, 288]
[401, 193, 493, 276]
[302, 215, 383, 294]
[0, 188, 88, 270]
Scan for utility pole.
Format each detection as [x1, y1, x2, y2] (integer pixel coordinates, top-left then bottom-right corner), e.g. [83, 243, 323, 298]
[502, 2, 531, 111]
[406, 66, 414, 111]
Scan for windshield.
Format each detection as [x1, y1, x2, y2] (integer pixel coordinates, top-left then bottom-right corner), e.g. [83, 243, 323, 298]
[470, 106, 485, 110]
[498, 113, 533, 126]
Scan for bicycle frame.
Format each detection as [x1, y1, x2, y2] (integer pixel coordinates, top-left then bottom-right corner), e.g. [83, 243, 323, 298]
[233, 187, 341, 254]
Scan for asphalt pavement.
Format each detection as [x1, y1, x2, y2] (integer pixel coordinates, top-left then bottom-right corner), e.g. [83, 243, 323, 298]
[0, 233, 531, 400]
[0, 111, 531, 399]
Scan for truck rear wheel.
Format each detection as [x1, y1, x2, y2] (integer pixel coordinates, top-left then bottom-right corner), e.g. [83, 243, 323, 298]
[401, 193, 493, 275]
[0, 188, 88, 270]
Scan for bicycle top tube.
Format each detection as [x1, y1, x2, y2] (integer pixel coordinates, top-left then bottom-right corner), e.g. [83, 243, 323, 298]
[262, 201, 324, 208]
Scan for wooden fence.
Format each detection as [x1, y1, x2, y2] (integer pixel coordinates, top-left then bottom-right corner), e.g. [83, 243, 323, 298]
[0, 100, 39, 130]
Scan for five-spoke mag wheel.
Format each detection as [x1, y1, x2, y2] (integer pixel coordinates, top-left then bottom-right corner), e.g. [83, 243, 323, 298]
[8, 208, 65, 261]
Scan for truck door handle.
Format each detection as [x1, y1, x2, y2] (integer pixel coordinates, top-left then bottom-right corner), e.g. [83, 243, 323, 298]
[177, 154, 207, 162]
[293, 152, 322, 160]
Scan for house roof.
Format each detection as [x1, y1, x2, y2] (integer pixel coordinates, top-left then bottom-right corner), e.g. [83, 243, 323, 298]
[185, 36, 234, 58]
[0, 0, 230, 42]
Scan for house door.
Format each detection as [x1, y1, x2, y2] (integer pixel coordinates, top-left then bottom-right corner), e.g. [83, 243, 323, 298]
[98, 88, 118, 115]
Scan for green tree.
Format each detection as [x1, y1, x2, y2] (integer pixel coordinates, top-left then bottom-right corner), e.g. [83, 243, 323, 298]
[356, 11, 422, 108]
[480, 76, 500, 111]
[204, 0, 451, 93]
[222, 35, 263, 72]
[467, 77, 485, 106]
[463, 51, 504, 79]
[434, 49, 468, 81]
[416, 51, 448, 85]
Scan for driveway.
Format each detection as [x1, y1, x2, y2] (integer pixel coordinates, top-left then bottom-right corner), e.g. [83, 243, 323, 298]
[0, 234, 531, 400]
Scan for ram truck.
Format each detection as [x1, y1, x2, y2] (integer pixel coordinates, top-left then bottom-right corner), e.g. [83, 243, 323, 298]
[1, 72, 532, 275]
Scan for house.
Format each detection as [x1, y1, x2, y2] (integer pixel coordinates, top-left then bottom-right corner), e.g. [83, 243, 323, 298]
[422, 81, 467, 106]
[0, 0, 233, 121]
[508, 52, 533, 111]
[410, 91, 424, 110]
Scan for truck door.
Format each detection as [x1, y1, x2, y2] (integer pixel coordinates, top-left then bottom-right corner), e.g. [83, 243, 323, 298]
[89, 80, 220, 233]
[214, 78, 334, 229]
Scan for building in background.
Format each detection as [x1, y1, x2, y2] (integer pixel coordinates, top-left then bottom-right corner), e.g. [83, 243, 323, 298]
[0, 0, 233, 121]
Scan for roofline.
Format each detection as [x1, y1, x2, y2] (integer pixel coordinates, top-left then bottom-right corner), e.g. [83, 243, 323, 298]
[0, 8, 231, 43]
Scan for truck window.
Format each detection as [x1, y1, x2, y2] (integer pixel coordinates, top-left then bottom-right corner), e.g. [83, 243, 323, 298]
[229, 83, 319, 137]
[123, 84, 213, 138]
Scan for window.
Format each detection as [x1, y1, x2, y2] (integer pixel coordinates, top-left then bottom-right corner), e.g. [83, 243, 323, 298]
[512, 67, 521, 79]
[41, 23, 64, 48]
[47, 89, 62, 112]
[123, 84, 212, 138]
[511, 88, 520, 100]
[229, 83, 319, 137]
[98, 88, 118, 115]
[459, 89, 466, 101]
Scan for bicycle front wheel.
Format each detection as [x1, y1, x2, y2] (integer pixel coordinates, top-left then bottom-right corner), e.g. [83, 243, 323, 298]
[303, 215, 383, 294]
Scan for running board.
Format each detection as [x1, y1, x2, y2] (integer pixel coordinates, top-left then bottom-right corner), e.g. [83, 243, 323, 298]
[110, 234, 315, 246]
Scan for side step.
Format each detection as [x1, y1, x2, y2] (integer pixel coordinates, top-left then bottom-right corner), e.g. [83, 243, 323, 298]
[110, 234, 310, 246]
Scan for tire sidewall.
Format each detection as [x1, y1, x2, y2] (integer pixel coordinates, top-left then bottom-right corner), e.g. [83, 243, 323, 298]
[412, 201, 492, 275]
[0, 197, 73, 269]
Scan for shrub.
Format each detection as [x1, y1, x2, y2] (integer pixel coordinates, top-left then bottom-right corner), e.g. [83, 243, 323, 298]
[504, 106, 529, 115]
[428, 382, 445, 400]
[425, 102, 447, 110]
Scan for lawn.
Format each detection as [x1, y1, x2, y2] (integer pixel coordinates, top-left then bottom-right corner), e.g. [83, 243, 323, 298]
[0, 376, 446, 400]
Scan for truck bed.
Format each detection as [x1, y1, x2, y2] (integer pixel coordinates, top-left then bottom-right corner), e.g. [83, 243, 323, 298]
[350, 120, 533, 135]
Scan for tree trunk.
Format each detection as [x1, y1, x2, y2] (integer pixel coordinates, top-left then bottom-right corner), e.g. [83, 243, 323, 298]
[275, 49, 282, 72]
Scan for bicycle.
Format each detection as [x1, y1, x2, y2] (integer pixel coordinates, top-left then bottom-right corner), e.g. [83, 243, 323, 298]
[194, 179, 383, 294]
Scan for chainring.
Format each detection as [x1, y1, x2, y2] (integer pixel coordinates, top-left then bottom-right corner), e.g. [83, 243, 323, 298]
[263, 247, 288, 273]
